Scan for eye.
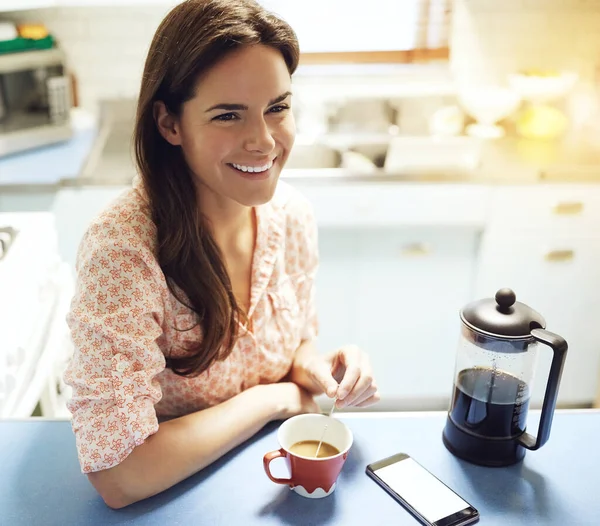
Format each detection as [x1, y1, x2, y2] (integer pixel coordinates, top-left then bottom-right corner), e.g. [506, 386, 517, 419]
[268, 104, 290, 114]
[213, 112, 239, 122]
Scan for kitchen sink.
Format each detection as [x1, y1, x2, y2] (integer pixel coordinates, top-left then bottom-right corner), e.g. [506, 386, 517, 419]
[285, 141, 390, 172]
[285, 143, 342, 169]
[346, 142, 389, 169]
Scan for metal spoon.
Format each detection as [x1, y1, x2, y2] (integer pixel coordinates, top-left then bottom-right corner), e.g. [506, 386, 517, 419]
[315, 397, 337, 458]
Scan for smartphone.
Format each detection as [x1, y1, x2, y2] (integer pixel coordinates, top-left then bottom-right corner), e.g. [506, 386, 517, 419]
[366, 453, 479, 526]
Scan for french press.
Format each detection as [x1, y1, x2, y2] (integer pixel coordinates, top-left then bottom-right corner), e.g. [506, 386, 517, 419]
[442, 288, 568, 466]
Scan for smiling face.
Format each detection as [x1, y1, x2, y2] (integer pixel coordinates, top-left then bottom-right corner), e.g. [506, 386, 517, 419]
[156, 44, 295, 211]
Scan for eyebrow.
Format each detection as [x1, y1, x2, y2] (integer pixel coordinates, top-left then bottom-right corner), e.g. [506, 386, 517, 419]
[205, 91, 292, 112]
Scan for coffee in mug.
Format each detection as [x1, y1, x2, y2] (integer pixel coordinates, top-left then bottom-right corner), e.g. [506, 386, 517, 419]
[289, 440, 340, 458]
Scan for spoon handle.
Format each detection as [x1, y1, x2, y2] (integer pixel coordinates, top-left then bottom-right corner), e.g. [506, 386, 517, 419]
[315, 398, 337, 458]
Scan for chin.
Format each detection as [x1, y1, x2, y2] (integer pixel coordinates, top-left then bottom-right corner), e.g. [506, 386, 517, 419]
[234, 177, 280, 207]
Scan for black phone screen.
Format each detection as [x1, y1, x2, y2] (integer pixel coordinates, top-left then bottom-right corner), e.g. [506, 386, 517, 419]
[367, 453, 478, 526]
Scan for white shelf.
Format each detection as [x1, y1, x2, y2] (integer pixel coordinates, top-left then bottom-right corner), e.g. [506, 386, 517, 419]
[0, 48, 65, 74]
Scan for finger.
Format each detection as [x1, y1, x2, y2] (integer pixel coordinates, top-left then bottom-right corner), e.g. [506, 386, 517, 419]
[307, 358, 339, 398]
[353, 392, 381, 408]
[336, 363, 361, 402]
[338, 351, 373, 404]
[338, 373, 374, 407]
[337, 345, 362, 368]
[343, 384, 378, 408]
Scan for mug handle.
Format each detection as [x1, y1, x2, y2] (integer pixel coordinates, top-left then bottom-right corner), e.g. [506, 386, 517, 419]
[263, 449, 293, 485]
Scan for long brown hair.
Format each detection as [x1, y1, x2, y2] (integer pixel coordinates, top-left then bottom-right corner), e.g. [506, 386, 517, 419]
[134, 0, 299, 377]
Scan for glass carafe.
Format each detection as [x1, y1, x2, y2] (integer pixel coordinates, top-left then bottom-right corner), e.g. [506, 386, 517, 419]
[443, 288, 568, 466]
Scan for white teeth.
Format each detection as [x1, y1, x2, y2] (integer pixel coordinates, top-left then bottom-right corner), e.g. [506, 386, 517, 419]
[231, 159, 274, 173]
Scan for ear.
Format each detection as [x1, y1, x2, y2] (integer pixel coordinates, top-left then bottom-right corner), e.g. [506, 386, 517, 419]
[153, 100, 182, 146]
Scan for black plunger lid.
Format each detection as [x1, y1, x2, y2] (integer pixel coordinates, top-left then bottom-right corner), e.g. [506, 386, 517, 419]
[460, 288, 546, 339]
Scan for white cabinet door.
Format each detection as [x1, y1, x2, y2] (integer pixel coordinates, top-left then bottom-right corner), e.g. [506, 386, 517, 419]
[314, 229, 359, 356]
[486, 185, 600, 235]
[292, 182, 489, 228]
[474, 233, 600, 407]
[0, 0, 55, 11]
[353, 226, 480, 410]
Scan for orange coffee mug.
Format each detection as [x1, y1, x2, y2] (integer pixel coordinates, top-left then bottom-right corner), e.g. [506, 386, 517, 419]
[263, 413, 353, 498]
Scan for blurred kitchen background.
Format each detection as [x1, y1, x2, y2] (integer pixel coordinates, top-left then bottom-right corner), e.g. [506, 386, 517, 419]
[1, 0, 600, 420]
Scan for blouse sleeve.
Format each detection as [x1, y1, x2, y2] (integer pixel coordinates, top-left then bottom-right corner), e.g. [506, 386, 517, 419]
[64, 222, 166, 474]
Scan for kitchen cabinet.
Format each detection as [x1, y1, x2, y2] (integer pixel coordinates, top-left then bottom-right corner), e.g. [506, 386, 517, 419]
[475, 232, 600, 406]
[314, 226, 481, 411]
[475, 185, 600, 408]
[484, 185, 600, 235]
[314, 229, 360, 359]
[353, 226, 479, 409]
[292, 182, 490, 228]
[0, 0, 55, 11]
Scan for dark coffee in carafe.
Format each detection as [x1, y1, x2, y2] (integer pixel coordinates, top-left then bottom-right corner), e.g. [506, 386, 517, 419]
[443, 366, 533, 466]
[449, 367, 530, 438]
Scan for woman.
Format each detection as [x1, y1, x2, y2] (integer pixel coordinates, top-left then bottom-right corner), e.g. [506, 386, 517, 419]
[64, 0, 379, 509]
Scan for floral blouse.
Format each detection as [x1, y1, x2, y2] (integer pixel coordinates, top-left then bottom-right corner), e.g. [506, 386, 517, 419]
[64, 178, 319, 474]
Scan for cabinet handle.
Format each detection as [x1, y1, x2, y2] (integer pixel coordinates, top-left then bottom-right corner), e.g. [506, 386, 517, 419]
[544, 249, 574, 262]
[400, 242, 432, 257]
[552, 201, 584, 215]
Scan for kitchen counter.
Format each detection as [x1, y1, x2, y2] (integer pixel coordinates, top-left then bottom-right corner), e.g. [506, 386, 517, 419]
[474, 134, 600, 183]
[1, 410, 598, 526]
[2, 97, 600, 190]
[67, 98, 600, 187]
[0, 118, 98, 192]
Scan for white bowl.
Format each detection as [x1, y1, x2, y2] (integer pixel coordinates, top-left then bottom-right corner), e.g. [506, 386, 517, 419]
[458, 86, 522, 125]
[508, 71, 578, 103]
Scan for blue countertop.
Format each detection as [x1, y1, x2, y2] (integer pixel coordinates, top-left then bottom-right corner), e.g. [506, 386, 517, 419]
[1, 410, 598, 526]
[0, 126, 97, 187]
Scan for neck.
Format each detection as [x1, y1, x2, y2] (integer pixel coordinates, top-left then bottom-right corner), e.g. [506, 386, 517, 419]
[197, 186, 254, 251]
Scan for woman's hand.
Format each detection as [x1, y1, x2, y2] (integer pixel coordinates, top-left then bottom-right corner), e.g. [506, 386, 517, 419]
[303, 345, 380, 409]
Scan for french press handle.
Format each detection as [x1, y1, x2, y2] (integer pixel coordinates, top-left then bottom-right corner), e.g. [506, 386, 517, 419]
[517, 328, 568, 451]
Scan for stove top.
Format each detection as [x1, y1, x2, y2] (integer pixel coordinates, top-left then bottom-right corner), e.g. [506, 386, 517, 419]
[0, 212, 65, 418]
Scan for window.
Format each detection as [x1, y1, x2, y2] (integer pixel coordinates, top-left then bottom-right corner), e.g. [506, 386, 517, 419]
[260, 0, 451, 64]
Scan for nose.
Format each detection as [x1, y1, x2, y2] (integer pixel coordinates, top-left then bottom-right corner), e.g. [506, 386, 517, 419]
[243, 115, 276, 154]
